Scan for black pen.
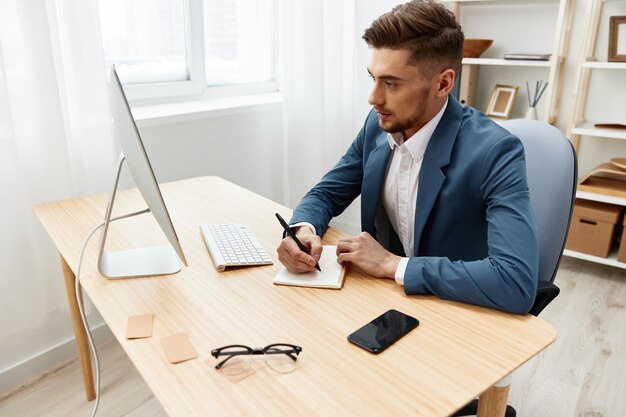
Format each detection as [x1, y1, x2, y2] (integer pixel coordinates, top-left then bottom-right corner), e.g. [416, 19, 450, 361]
[275, 212, 321, 271]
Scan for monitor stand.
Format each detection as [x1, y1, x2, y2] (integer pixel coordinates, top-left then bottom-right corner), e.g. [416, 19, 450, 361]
[97, 154, 181, 279]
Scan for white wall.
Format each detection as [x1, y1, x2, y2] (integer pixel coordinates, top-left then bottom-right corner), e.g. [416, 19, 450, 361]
[3, 0, 626, 397]
[138, 106, 285, 203]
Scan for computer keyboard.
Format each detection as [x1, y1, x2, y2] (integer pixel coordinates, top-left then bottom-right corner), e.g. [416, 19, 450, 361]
[200, 223, 273, 272]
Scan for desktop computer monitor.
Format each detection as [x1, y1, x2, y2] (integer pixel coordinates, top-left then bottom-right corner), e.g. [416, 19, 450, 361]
[97, 67, 188, 279]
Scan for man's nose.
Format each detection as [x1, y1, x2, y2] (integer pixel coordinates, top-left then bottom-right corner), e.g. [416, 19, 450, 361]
[368, 84, 384, 106]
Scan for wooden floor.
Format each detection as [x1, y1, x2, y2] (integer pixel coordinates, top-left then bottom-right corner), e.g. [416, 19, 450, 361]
[1, 257, 625, 417]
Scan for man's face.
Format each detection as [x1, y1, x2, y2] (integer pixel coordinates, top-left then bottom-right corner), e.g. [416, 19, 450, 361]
[367, 48, 444, 139]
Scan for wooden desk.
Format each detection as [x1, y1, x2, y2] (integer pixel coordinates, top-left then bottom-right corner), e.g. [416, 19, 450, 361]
[34, 176, 556, 417]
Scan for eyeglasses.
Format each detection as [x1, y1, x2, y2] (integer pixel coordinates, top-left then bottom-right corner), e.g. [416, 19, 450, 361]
[211, 343, 302, 375]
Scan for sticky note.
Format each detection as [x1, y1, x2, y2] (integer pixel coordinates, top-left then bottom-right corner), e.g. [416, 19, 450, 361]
[161, 332, 198, 364]
[126, 314, 154, 339]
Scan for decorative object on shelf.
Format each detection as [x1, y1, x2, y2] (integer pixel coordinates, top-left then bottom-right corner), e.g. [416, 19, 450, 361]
[485, 84, 518, 119]
[504, 53, 551, 61]
[463, 39, 493, 58]
[594, 123, 626, 130]
[524, 80, 548, 120]
[525, 106, 538, 120]
[578, 162, 626, 199]
[610, 157, 626, 170]
[608, 16, 626, 62]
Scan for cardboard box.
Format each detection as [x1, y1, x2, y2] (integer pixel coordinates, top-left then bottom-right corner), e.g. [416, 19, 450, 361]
[617, 217, 626, 263]
[565, 199, 622, 258]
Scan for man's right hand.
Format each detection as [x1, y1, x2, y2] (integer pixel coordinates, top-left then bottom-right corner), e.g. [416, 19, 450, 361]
[276, 226, 322, 273]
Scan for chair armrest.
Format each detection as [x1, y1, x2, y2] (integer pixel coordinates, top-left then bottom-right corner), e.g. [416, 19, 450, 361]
[529, 281, 560, 316]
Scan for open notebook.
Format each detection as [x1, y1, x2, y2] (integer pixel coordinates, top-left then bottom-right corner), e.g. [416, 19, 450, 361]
[273, 245, 348, 289]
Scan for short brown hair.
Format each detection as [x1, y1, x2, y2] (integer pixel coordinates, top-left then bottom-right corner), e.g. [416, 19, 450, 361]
[362, 0, 464, 76]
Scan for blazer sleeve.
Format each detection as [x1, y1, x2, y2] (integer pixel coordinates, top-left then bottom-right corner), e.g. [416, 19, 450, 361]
[403, 134, 539, 314]
[289, 114, 373, 234]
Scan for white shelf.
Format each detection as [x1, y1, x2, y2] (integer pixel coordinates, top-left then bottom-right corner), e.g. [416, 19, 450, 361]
[581, 61, 626, 70]
[462, 58, 551, 67]
[563, 249, 626, 269]
[571, 123, 626, 140]
[575, 190, 626, 206]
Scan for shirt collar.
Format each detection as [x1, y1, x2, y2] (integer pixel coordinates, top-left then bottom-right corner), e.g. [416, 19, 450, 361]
[386, 97, 449, 162]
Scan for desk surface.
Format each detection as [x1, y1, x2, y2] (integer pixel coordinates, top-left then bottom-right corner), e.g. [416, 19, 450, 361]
[34, 176, 556, 417]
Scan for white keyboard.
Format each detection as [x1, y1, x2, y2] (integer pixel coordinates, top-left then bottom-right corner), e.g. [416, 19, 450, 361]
[200, 223, 273, 272]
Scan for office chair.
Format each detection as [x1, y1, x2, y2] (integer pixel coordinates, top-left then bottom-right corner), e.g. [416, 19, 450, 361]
[453, 119, 578, 417]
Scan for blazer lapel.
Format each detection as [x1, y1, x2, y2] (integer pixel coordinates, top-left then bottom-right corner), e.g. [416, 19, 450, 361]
[361, 132, 391, 237]
[413, 98, 463, 255]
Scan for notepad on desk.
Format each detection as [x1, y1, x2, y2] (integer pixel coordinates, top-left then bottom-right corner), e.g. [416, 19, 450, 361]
[274, 245, 348, 289]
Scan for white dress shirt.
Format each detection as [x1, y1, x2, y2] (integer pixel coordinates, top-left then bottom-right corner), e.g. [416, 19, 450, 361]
[383, 99, 448, 285]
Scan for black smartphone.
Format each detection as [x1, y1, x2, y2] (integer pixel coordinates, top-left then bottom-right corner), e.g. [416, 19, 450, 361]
[347, 309, 419, 354]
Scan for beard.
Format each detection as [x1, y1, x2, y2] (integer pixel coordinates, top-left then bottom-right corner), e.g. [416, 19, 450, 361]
[376, 87, 431, 134]
[377, 110, 425, 134]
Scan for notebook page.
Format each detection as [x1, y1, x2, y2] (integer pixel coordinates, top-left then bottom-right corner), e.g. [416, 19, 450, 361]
[274, 245, 346, 289]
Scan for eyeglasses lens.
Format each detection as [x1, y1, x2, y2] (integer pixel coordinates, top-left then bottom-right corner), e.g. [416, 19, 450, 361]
[264, 345, 298, 374]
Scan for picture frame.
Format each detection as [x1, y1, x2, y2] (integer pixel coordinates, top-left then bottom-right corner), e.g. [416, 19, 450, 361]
[608, 16, 626, 62]
[485, 84, 519, 119]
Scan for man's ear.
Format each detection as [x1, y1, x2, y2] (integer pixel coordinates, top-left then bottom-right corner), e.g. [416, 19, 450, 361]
[436, 69, 456, 97]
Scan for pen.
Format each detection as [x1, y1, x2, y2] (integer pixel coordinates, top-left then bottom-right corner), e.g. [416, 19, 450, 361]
[275, 212, 321, 271]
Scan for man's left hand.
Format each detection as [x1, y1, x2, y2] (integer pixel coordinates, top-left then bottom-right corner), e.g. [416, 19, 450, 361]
[336, 232, 401, 279]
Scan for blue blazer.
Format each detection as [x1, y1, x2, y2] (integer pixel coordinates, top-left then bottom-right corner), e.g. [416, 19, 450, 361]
[291, 97, 538, 314]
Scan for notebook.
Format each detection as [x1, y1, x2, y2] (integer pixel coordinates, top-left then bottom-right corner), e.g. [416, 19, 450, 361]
[503, 53, 551, 61]
[273, 245, 348, 289]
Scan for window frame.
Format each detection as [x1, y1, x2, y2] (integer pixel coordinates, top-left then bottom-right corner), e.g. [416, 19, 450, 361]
[117, 0, 279, 106]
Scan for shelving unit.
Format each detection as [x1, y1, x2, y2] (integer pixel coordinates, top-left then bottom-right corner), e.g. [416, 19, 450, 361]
[576, 190, 626, 206]
[567, 0, 626, 150]
[570, 123, 626, 141]
[566, 0, 626, 268]
[447, 0, 575, 124]
[563, 248, 626, 269]
[461, 58, 553, 67]
[581, 61, 626, 69]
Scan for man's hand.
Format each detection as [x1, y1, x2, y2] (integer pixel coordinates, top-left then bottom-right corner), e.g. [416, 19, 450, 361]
[276, 226, 322, 273]
[336, 232, 401, 279]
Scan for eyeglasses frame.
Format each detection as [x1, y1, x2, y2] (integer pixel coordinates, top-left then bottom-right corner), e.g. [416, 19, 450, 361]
[210, 343, 302, 370]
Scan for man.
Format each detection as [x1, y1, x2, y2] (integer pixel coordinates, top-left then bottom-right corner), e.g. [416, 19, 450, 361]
[276, 0, 538, 314]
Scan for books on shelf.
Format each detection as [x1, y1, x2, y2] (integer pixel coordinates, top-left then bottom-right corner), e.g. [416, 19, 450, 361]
[504, 53, 551, 61]
[594, 123, 626, 130]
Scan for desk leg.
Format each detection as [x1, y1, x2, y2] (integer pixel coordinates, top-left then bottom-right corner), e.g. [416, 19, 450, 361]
[477, 384, 510, 417]
[60, 255, 96, 401]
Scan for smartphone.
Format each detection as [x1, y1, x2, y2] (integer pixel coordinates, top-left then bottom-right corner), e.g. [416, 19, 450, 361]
[347, 309, 419, 354]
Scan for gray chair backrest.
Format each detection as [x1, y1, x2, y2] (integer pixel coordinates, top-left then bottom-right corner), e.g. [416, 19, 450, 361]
[500, 119, 577, 284]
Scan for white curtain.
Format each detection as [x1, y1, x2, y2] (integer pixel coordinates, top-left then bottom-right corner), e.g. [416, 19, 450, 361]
[279, 0, 361, 209]
[0, 0, 114, 384]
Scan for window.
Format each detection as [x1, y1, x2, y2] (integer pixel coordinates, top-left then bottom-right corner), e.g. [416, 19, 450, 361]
[98, 0, 276, 103]
[99, 0, 188, 84]
[203, 0, 274, 86]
